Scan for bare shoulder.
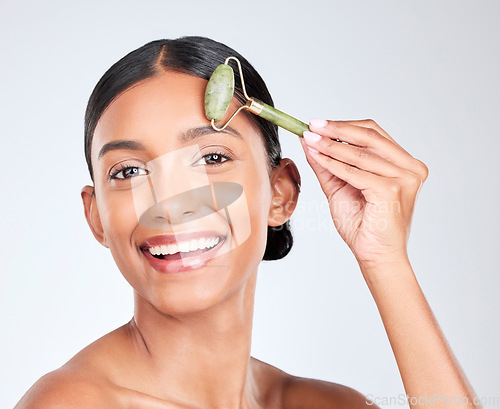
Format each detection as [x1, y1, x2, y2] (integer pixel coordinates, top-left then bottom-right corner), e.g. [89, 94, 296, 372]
[14, 368, 115, 409]
[15, 325, 129, 409]
[281, 375, 380, 409]
[250, 357, 379, 409]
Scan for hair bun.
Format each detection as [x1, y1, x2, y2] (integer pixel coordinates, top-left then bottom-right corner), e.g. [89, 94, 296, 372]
[262, 221, 293, 261]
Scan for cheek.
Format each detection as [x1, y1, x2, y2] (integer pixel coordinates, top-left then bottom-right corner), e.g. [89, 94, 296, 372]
[242, 171, 272, 249]
[96, 189, 147, 291]
[97, 190, 138, 245]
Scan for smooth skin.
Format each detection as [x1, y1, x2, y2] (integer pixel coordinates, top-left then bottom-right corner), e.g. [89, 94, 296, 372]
[15, 71, 479, 409]
[299, 123, 481, 408]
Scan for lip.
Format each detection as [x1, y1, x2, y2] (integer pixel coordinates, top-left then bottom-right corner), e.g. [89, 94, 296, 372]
[140, 231, 227, 274]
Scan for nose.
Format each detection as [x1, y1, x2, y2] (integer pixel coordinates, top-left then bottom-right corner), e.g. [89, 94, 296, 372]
[137, 183, 243, 229]
[138, 186, 211, 229]
[166, 188, 202, 224]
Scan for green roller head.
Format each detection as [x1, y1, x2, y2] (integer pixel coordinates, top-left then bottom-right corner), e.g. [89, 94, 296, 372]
[205, 64, 235, 122]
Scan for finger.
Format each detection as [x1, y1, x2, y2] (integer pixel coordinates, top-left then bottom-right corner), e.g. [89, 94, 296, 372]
[305, 147, 401, 202]
[299, 137, 348, 195]
[303, 130, 410, 178]
[339, 119, 401, 147]
[312, 120, 406, 153]
[309, 119, 429, 181]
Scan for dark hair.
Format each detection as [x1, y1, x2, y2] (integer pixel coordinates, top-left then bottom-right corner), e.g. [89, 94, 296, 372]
[84, 36, 293, 260]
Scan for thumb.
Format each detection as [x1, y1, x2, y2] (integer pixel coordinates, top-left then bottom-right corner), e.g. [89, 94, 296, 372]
[299, 136, 346, 197]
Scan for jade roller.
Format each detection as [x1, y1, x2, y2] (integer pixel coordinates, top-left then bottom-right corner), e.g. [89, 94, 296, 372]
[205, 56, 309, 137]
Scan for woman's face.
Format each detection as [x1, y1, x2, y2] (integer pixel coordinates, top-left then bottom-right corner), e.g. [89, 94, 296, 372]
[82, 71, 294, 316]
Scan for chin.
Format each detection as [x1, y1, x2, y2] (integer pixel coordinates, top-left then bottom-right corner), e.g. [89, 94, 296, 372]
[113, 223, 266, 317]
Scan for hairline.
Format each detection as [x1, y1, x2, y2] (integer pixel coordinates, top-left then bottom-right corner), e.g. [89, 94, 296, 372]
[87, 69, 274, 182]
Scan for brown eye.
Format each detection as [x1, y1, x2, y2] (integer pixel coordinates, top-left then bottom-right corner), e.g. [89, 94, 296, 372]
[110, 165, 148, 180]
[195, 152, 231, 166]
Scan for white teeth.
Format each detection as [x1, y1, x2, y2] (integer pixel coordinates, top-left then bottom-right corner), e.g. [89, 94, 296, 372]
[188, 239, 198, 252]
[199, 237, 206, 249]
[147, 236, 221, 256]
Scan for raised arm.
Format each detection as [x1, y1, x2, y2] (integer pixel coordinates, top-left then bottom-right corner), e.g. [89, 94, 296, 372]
[299, 119, 481, 408]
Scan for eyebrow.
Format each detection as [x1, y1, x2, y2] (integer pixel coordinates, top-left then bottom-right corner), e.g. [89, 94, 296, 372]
[98, 126, 243, 160]
[180, 125, 242, 144]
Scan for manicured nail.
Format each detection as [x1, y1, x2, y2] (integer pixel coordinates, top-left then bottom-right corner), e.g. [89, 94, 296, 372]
[309, 118, 328, 128]
[307, 146, 319, 154]
[303, 131, 322, 143]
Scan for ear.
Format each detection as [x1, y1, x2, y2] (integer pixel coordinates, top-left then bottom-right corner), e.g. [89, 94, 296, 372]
[81, 185, 108, 248]
[268, 158, 301, 227]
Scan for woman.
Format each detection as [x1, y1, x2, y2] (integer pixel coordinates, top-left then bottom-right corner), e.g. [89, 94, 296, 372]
[15, 36, 480, 408]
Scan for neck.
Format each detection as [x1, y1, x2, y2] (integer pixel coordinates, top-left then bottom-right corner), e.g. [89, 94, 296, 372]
[128, 269, 260, 409]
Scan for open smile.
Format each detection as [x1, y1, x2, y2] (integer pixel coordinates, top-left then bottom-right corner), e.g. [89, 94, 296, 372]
[140, 232, 227, 274]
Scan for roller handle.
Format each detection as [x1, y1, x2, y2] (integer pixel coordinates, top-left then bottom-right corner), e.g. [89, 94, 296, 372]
[249, 98, 309, 137]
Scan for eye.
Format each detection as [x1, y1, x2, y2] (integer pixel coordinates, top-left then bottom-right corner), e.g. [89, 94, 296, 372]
[109, 164, 148, 180]
[194, 151, 232, 167]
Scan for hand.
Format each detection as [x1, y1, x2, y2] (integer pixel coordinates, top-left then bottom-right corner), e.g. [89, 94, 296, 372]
[299, 119, 429, 273]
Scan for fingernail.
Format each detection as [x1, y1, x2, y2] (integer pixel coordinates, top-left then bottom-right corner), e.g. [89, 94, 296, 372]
[303, 131, 322, 143]
[307, 146, 319, 154]
[310, 118, 328, 128]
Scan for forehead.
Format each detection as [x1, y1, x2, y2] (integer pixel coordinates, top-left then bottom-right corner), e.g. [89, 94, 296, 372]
[92, 71, 262, 161]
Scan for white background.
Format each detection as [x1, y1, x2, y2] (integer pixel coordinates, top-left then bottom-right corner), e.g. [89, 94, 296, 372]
[1, 0, 499, 407]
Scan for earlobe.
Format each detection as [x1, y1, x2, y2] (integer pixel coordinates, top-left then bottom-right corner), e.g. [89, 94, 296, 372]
[268, 159, 301, 227]
[81, 185, 108, 248]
